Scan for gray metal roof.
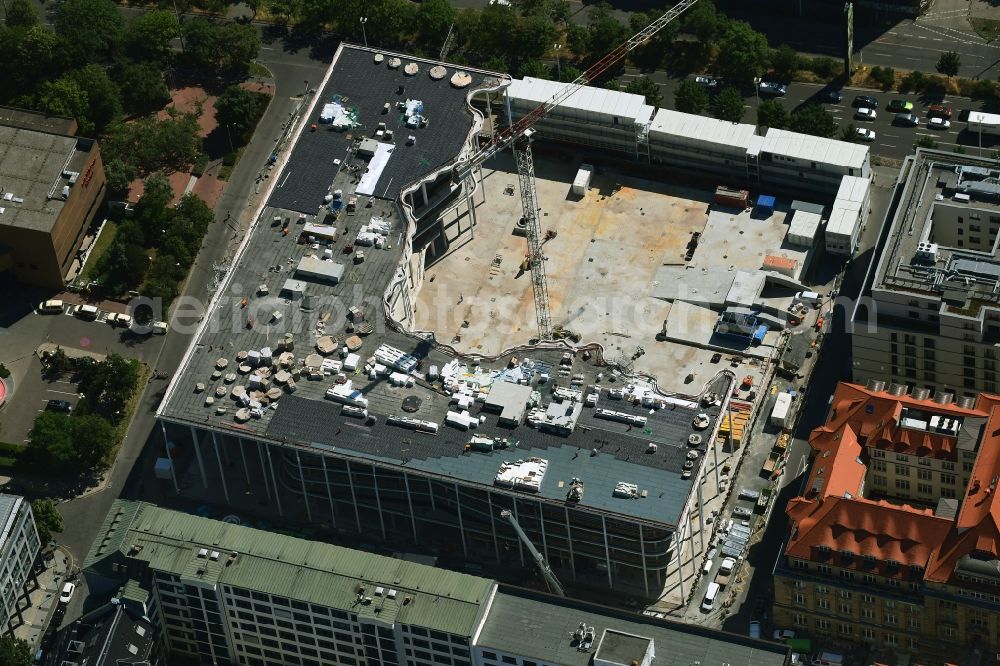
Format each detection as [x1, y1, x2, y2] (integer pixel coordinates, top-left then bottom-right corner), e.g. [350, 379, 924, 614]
[508, 77, 654, 125]
[0, 494, 20, 547]
[477, 589, 790, 666]
[760, 128, 868, 170]
[648, 109, 756, 150]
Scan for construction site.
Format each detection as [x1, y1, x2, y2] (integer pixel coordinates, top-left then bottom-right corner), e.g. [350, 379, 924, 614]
[155, 10, 850, 614]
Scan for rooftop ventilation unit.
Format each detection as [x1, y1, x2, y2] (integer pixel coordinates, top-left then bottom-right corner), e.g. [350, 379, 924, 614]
[209, 551, 220, 561]
[934, 392, 954, 405]
[197, 548, 208, 558]
[912, 387, 931, 401]
[958, 395, 977, 409]
[866, 379, 886, 392]
[889, 383, 907, 397]
[914, 241, 939, 264]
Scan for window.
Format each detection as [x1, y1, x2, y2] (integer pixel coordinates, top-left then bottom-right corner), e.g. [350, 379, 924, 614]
[885, 613, 896, 625]
[871, 460, 886, 472]
[818, 598, 830, 610]
[918, 469, 932, 480]
[862, 608, 874, 620]
[840, 604, 852, 614]
[793, 613, 807, 626]
[863, 628, 875, 640]
[941, 473, 956, 484]
[895, 479, 910, 491]
[895, 464, 908, 475]
[917, 483, 933, 494]
[794, 594, 807, 606]
[840, 623, 853, 636]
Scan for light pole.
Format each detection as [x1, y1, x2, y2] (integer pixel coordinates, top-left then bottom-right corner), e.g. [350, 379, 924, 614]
[554, 44, 562, 81]
[360, 17, 368, 48]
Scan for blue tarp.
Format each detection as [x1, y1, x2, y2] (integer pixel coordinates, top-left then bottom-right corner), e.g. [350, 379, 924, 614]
[756, 195, 776, 212]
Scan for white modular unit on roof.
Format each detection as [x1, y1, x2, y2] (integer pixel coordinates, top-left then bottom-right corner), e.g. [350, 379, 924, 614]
[296, 256, 345, 284]
[760, 128, 870, 176]
[786, 210, 822, 248]
[507, 77, 653, 127]
[648, 109, 756, 152]
[825, 175, 871, 257]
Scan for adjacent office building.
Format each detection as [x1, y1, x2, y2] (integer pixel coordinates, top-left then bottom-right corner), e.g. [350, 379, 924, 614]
[85, 500, 791, 666]
[0, 494, 41, 632]
[45, 593, 157, 666]
[773, 381, 1000, 663]
[0, 107, 107, 289]
[852, 149, 1000, 395]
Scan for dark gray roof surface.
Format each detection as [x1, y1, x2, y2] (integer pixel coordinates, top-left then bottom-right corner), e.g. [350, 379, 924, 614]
[478, 589, 790, 666]
[268, 46, 495, 213]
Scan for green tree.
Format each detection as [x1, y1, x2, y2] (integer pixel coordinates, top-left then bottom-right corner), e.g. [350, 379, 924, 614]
[34, 77, 92, 134]
[5, 0, 38, 27]
[218, 23, 260, 73]
[936, 50, 961, 77]
[102, 113, 202, 174]
[715, 21, 770, 85]
[76, 354, 140, 423]
[418, 0, 457, 48]
[115, 61, 170, 115]
[626, 76, 662, 108]
[31, 499, 64, 547]
[125, 10, 180, 64]
[0, 25, 59, 98]
[518, 15, 557, 62]
[629, 10, 677, 69]
[770, 44, 799, 79]
[757, 99, 788, 129]
[0, 634, 32, 666]
[134, 173, 174, 245]
[586, 3, 628, 64]
[518, 60, 550, 79]
[97, 237, 149, 292]
[841, 122, 859, 142]
[42, 346, 73, 379]
[682, 0, 722, 46]
[215, 85, 261, 142]
[711, 86, 745, 122]
[870, 65, 895, 89]
[557, 65, 582, 83]
[915, 136, 938, 149]
[73, 414, 117, 470]
[674, 80, 709, 114]
[604, 79, 620, 91]
[789, 103, 838, 137]
[28, 411, 75, 470]
[70, 65, 122, 133]
[55, 0, 125, 62]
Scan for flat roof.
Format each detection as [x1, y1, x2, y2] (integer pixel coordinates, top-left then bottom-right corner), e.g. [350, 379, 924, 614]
[477, 589, 790, 666]
[0, 494, 20, 546]
[872, 149, 1000, 302]
[508, 77, 654, 125]
[0, 126, 90, 232]
[648, 109, 756, 150]
[84, 500, 494, 637]
[760, 128, 868, 170]
[267, 45, 499, 213]
[0, 106, 76, 136]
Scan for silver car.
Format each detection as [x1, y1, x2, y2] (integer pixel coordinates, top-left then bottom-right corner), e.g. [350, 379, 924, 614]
[733, 506, 753, 518]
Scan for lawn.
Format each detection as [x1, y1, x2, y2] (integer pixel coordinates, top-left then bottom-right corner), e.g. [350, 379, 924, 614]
[970, 17, 1000, 42]
[80, 219, 119, 282]
[0, 441, 27, 469]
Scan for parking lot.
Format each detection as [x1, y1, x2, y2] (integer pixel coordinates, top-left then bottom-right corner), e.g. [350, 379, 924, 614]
[0, 296, 167, 448]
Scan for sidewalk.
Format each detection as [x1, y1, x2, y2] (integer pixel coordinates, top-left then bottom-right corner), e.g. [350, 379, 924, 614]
[10, 546, 71, 649]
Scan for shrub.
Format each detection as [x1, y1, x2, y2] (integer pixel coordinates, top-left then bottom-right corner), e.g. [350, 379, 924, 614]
[900, 70, 927, 93]
[805, 56, 838, 78]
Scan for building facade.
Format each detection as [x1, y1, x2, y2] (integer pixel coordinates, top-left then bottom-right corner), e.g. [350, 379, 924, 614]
[0, 109, 107, 289]
[84, 501, 790, 666]
[773, 382, 1000, 664]
[0, 494, 41, 631]
[852, 150, 1000, 396]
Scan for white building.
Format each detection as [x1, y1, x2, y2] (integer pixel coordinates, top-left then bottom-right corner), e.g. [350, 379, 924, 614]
[0, 494, 41, 631]
[825, 175, 872, 256]
[756, 128, 871, 195]
[506, 77, 654, 157]
[647, 110, 756, 179]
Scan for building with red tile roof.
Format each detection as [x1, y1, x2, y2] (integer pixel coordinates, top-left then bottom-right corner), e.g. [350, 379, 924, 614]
[774, 381, 1000, 664]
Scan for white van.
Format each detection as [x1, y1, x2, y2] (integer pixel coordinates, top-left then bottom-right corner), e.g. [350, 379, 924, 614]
[153, 321, 168, 335]
[702, 559, 713, 575]
[75, 304, 99, 320]
[116, 313, 133, 328]
[794, 290, 821, 305]
[701, 582, 720, 612]
[38, 299, 64, 314]
[811, 652, 844, 666]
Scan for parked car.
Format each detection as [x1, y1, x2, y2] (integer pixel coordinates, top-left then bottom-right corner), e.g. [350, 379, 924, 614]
[887, 99, 914, 113]
[856, 128, 876, 142]
[820, 89, 843, 103]
[38, 299, 64, 314]
[719, 557, 737, 574]
[59, 582, 75, 604]
[928, 117, 951, 130]
[774, 629, 796, 640]
[706, 547, 718, 560]
[853, 95, 878, 108]
[894, 112, 919, 127]
[695, 75, 719, 88]
[855, 108, 877, 121]
[46, 399, 72, 413]
[927, 104, 953, 119]
[758, 81, 787, 96]
[739, 488, 760, 501]
[749, 621, 761, 639]
[733, 506, 753, 518]
[75, 304, 99, 320]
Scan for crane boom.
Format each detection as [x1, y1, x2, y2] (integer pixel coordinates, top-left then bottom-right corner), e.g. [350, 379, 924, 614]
[454, 0, 699, 182]
[500, 509, 565, 597]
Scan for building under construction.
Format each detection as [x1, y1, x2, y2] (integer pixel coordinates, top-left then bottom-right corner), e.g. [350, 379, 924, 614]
[157, 43, 737, 602]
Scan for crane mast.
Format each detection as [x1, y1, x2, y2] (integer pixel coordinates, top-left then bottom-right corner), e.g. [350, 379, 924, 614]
[500, 509, 565, 597]
[452, 0, 699, 341]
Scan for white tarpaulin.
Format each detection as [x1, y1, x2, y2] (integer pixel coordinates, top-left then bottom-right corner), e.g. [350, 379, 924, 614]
[356, 143, 394, 196]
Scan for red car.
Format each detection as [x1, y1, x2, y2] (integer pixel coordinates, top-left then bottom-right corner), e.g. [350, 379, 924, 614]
[927, 104, 953, 119]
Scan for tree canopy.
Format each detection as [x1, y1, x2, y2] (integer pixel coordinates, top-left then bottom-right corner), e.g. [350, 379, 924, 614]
[55, 0, 125, 62]
[76, 353, 141, 423]
[757, 99, 788, 129]
[674, 80, 709, 114]
[715, 21, 770, 84]
[0, 635, 32, 666]
[6, 0, 38, 28]
[789, 104, 838, 138]
[31, 499, 64, 547]
[712, 86, 745, 122]
[936, 50, 961, 77]
[626, 76, 662, 108]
